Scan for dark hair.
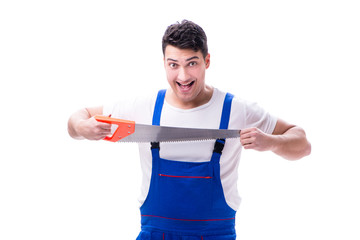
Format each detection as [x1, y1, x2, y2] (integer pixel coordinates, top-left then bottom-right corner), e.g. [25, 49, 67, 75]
[162, 20, 208, 59]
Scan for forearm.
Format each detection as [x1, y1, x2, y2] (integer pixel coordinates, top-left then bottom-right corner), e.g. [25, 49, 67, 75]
[67, 108, 91, 139]
[67, 106, 110, 140]
[270, 126, 311, 160]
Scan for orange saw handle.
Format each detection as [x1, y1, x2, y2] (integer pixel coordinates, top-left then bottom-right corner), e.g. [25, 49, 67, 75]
[94, 116, 135, 142]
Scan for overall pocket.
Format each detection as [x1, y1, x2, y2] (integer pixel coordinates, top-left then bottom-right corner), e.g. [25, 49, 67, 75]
[156, 159, 214, 220]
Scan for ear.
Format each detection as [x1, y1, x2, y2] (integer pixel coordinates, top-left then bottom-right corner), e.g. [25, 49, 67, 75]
[205, 54, 210, 69]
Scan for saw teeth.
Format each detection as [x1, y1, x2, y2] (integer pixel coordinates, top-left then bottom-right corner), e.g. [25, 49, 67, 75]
[116, 136, 239, 143]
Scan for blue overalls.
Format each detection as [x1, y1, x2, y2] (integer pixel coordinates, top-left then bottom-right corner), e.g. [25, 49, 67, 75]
[137, 90, 237, 240]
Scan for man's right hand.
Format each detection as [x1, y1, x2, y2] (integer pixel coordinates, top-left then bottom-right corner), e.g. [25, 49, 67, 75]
[68, 106, 111, 140]
[75, 116, 112, 140]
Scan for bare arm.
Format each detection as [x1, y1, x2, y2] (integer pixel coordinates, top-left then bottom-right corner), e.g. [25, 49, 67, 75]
[67, 106, 111, 140]
[240, 119, 311, 160]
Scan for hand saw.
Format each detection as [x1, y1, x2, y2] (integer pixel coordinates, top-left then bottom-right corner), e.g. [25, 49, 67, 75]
[95, 116, 241, 143]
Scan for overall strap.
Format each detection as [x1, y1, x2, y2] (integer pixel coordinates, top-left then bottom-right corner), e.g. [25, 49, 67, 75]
[219, 93, 234, 130]
[213, 93, 234, 155]
[151, 90, 166, 149]
[152, 89, 166, 126]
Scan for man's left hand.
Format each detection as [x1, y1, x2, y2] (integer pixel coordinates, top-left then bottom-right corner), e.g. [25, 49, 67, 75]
[240, 127, 273, 151]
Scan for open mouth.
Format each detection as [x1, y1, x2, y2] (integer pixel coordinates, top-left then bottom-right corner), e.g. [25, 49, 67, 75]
[176, 81, 195, 90]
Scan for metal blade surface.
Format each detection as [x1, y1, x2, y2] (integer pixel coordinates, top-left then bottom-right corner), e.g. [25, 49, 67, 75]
[116, 124, 241, 143]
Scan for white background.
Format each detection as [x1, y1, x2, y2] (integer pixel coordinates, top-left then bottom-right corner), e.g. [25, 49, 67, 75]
[1, 0, 359, 239]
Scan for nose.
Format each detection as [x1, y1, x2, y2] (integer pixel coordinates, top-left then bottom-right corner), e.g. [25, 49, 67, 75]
[177, 67, 191, 82]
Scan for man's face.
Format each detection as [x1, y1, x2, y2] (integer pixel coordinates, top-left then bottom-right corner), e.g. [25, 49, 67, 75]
[164, 45, 210, 108]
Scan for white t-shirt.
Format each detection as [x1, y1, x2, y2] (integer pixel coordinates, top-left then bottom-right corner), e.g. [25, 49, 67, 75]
[103, 88, 277, 211]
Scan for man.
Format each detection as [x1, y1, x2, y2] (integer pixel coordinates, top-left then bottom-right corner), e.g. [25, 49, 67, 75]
[68, 20, 311, 240]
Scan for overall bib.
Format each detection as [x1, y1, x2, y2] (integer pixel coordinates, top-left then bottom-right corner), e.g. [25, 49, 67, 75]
[137, 90, 237, 240]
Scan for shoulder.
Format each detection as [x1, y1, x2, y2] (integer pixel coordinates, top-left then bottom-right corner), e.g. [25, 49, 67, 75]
[215, 89, 275, 130]
[213, 88, 248, 109]
[103, 91, 160, 123]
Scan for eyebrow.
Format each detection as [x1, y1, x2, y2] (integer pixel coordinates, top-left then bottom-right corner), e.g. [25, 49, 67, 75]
[166, 56, 200, 62]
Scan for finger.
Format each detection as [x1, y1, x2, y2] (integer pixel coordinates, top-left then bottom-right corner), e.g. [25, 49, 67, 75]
[240, 132, 254, 140]
[100, 129, 112, 135]
[240, 137, 255, 146]
[243, 143, 254, 149]
[101, 125, 112, 131]
[240, 133, 250, 140]
[98, 122, 112, 130]
[240, 127, 257, 134]
[241, 137, 256, 147]
[94, 131, 112, 140]
[240, 128, 252, 135]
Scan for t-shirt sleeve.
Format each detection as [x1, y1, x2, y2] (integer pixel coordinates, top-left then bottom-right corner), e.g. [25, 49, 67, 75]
[103, 97, 134, 120]
[103, 93, 156, 124]
[244, 101, 277, 134]
[102, 103, 114, 118]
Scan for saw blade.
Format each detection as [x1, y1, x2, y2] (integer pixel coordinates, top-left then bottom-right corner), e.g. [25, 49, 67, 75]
[94, 116, 241, 143]
[117, 123, 241, 143]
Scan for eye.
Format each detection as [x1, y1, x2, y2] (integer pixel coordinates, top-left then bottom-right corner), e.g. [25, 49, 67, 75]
[189, 61, 197, 67]
[169, 63, 178, 68]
